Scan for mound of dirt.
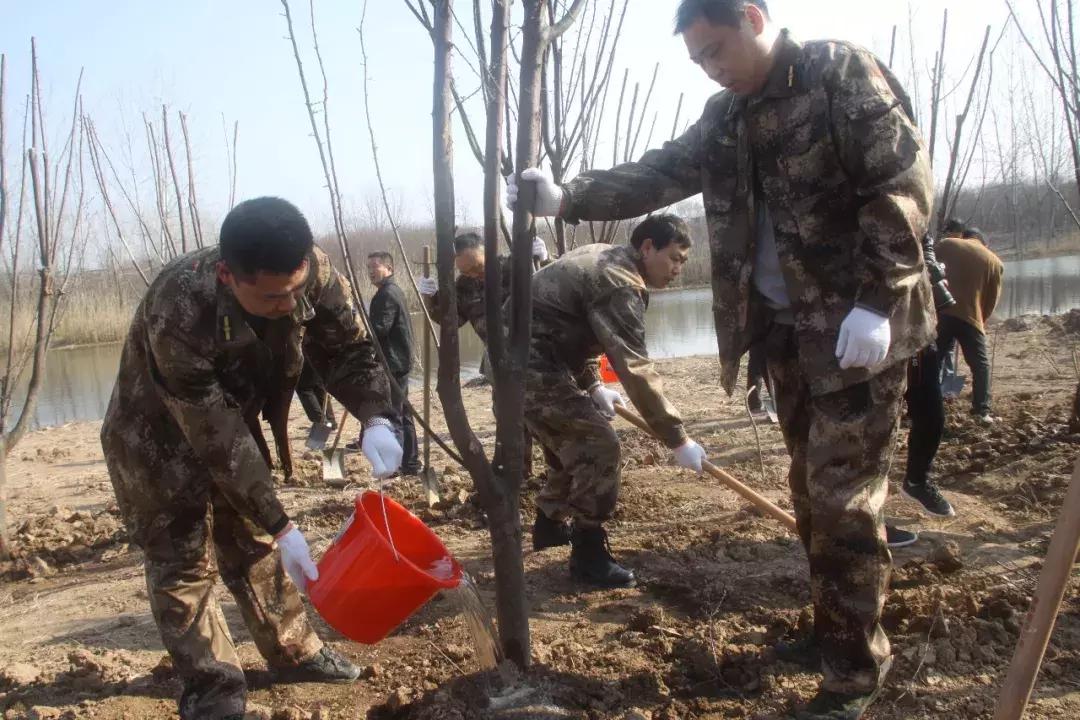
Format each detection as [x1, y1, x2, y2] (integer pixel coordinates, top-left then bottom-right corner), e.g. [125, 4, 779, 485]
[1, 505, 128, 582]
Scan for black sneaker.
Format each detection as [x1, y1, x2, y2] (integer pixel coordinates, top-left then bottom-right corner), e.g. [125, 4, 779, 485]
[274, 646, 361, 684]
[902, 480, 956, 518]
[773, 635, 821, 668]
[886, 525, 919, 549]
[569, 526, 636, 588]
[794, 687, 881, 720]
[532, 512, 572, 551]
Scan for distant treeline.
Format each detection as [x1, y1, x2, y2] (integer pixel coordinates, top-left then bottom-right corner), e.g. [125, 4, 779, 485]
[6, 180, 1078, 351]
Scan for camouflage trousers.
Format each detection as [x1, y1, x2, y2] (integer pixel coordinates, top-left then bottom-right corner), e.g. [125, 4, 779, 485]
[764, 322, 905, 695]
[523, 369, 621, 528]
[140, 490, 322, 720]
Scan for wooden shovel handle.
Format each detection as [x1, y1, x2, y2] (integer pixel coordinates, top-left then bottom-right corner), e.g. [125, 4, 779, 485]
[328, 412, 350, 454]
[613, 404, 798, 534]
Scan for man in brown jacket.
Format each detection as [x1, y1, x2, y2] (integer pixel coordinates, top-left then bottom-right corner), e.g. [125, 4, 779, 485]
[936, 219, 1004, 423]
[509, 2, 935, 717]
[101, 197, 403, 719]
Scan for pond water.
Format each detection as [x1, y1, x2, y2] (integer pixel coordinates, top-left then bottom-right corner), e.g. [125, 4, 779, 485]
[12, 253, 1080, 429]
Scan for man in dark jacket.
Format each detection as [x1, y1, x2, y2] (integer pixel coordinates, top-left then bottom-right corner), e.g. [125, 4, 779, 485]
[365, 252, 421, 476]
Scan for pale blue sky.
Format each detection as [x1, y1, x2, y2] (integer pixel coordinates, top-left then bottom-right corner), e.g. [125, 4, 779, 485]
[1, 1, 1017, 241]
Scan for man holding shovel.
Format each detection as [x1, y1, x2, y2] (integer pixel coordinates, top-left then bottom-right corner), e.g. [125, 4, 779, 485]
[519, 215, 708, 589]
[100, 197, 403, 720]
[509, 2, 935, 717]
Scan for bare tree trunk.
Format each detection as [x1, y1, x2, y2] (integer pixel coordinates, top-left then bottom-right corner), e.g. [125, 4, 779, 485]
[483, 0, 533, 670]
[430, 0, 530, 668]
[0, 54, 8, 560]
[7, 149, 53, 452]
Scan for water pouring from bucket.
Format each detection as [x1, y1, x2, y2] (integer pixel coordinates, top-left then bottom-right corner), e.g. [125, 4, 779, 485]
[308, 491, 503, 669]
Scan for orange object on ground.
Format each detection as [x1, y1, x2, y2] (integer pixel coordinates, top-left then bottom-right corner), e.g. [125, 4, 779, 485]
[309, 492, 461, 644]
[600, 354, 618, 384]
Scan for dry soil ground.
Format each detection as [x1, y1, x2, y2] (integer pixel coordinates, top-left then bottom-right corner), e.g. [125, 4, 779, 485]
[2, 313, 1080, 719]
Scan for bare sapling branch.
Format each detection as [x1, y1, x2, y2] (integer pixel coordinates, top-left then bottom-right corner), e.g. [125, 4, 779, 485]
[357, 1, 441, 347]
[161, 106, 189, 253]
[179, 112, 204, 248]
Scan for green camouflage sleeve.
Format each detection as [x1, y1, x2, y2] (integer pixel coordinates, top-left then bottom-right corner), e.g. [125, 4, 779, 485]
[148, 294, 289, 536]
[303, 255, 393, 424]
[562, 119, 706, 223]
[589, 287, 687, 448]
[829, 48, 933, 318]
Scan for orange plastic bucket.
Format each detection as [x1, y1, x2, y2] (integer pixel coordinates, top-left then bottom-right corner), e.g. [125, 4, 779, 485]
[600, 354, 618, 384]
[308, 492, 462, 644]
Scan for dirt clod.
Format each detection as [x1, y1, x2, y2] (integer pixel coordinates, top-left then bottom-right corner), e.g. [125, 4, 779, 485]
[0, 663, 41, 689]
[928, 541, 964, 574]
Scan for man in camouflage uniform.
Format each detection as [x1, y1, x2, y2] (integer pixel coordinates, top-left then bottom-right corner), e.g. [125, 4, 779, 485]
[101, 197, 404, 720]
[523, 215, 708, 589]
[418, 231, 549, 345]
[418, 231, 550, 475]
[509, 2, 934, 717]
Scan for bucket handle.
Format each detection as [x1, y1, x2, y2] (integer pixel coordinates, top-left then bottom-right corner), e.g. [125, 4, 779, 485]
[378, 481, 401, 562]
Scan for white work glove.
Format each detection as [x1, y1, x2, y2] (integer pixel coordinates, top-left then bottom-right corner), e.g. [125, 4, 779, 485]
[531, 236, 549, 263]
[362, 421, 404, 479]
[507, 168, 565, 217]
[836, 307, 891, 370]
[276, 524, 319, 591]
[589, 384, 625, 420]
[672, 439, 707, 473]
[418, 277, 438, 296]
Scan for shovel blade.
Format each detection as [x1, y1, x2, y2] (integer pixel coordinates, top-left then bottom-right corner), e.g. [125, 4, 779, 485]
[762, 395, 778, 424]
[322, 449, 346, 486]
[942, 373, 967, 398]
[306, 422, 333, 450]
[420, 467, 440, 507]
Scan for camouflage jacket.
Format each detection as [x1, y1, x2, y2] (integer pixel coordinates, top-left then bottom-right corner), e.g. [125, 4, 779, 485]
[424, 260, 513, 344]
[563, 31, 936, 397]
[529, 243, 686, 448]
[101, 246, 391, 544]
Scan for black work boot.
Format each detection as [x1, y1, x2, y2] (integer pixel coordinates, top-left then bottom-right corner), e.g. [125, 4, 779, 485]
[793, 687, 882, 720]
[532, 511, 572, 551]
[275, 646, 361, 684]
[569, 526, 636, 588]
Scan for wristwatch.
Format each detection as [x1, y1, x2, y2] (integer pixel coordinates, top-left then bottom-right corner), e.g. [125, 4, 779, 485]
[364, 415, 394, 431]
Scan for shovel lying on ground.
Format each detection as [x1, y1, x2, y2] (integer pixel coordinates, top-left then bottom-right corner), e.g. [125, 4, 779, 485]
[305, 395, 334, 450]
[322, 412, 350, 486]
[613, 404, 798, 534]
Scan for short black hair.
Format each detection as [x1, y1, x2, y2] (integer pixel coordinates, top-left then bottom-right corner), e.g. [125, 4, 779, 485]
[453, 232, 483, 254]
[963, 227, 987, 244]
[367, 251, 394, 271]
[943, 218, 968, 237]
[219, 197, 313, 279]
[674, 0, 769, 33]
[630, 214, 693, 252]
